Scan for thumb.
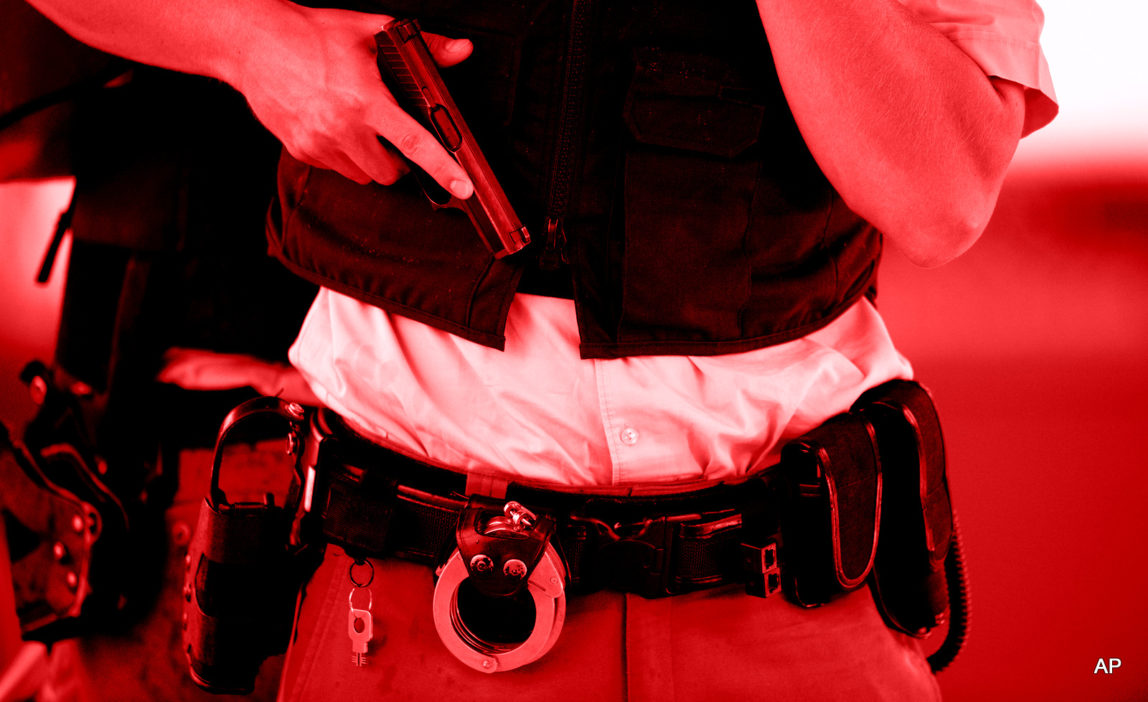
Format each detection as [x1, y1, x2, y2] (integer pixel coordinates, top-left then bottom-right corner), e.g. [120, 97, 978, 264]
[422, 33, 473, 67]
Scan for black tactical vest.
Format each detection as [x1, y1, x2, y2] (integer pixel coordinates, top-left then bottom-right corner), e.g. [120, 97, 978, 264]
[266, 0, 881, 358]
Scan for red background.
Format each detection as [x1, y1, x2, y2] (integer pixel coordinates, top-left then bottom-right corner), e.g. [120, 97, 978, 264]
[3, 2, 1148, 694]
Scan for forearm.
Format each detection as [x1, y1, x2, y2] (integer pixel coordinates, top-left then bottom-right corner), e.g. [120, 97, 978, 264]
[24, 0, 474, 194]
[23, 0, 305, 90]
[756, 0, 1025, 266]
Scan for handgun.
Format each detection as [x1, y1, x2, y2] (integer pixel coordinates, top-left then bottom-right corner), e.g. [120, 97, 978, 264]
[375, 18, 530, 259]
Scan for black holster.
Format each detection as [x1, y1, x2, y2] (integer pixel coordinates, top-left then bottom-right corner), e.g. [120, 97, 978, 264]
[1, 362, 170, 643]
[856, 380, 953, 636]
[184, 497, 298, 693]
[182, 397, 321, 695]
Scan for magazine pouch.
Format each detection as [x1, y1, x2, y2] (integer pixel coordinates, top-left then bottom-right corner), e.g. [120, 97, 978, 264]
[779, 413, 881, 607]
[854, 380, 953, 635]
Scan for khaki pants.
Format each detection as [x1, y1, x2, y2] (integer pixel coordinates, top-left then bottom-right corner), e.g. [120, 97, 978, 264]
[278, 546, 942, 701]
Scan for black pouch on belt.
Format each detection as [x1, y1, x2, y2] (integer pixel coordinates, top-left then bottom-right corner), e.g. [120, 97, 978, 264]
[183, 398, 320, 695]
[184, 494, 297, 693]
[854, 380, 953, 636]
[779, 413, 882, 607]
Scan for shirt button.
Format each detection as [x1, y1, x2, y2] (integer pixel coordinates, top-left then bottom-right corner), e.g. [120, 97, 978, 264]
[619, 427, 640, 446]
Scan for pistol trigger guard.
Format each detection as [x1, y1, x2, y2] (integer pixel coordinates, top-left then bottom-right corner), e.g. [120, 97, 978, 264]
[412, 166, 461, 210]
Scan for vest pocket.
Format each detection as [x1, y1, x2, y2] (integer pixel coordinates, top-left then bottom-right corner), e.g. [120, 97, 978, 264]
[623, 47, 766, 159]
[616, 48, 765, 342]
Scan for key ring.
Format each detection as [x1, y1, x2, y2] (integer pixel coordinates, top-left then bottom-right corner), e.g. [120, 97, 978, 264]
[349, 558, 374, 589]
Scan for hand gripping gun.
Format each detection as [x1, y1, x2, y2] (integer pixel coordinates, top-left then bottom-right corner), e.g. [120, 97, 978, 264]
[375, 19, 530, 258]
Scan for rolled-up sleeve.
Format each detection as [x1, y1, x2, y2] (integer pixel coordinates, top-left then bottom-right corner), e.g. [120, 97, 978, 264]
[899, 0, 1058, 135]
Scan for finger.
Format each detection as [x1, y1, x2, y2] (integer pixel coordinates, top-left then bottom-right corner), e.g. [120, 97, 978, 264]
[289, 147, 373, 185]
[330, 156, 374, 185]
[422, 34, 473, 67]
[379, 140, 411, 179]
[371, 103, 473, 199]
[351, 135, 410, 185]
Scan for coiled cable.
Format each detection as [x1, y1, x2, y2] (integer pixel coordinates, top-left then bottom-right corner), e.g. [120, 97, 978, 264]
[928, 510, 969, 673]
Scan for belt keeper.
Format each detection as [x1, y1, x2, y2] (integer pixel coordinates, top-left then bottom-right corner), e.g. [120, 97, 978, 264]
[740, 540, 782, 598]
[737, 475, 783, 598]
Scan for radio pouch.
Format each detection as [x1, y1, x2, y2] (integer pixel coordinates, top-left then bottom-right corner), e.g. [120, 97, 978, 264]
[854, 380, 953, 636]
[779, 413, 882, 607]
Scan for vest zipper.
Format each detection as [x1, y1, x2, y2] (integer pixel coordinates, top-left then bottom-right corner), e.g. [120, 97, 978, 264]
[542, 216, 568, 267]
[540, 0, 593, 268]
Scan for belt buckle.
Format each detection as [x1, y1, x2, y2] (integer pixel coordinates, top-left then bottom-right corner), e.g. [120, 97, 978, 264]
[592, 514, 694, 597]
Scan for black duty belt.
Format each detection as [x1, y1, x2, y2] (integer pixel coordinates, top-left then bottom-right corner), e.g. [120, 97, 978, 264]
[300, 409, 786, 599]
[188, 382, 963, 690]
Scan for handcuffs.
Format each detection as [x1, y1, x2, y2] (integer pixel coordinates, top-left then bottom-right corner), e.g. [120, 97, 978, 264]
[432, 497, 567, 672]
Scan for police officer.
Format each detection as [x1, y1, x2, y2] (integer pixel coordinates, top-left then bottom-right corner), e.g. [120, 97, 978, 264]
[25, 0, 1056, 699]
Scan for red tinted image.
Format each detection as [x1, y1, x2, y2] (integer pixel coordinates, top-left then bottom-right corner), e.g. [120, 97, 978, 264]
[1, 0, 1145, 700]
